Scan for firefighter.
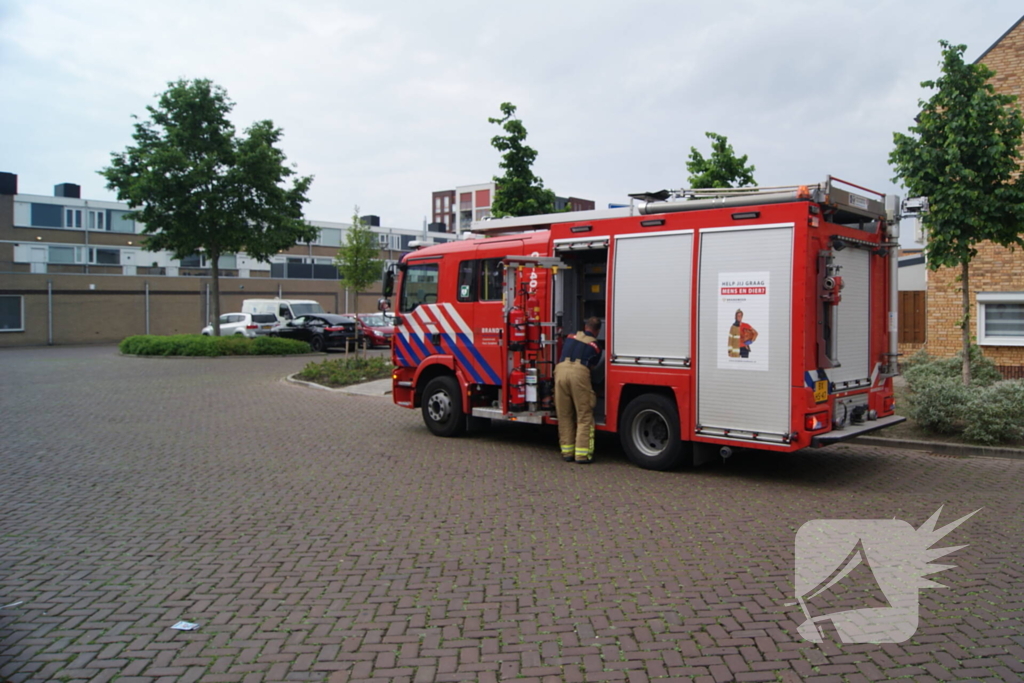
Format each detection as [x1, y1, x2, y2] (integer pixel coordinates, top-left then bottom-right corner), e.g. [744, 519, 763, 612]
[554, 317, 603, 463]
[728, 309, 758, 358]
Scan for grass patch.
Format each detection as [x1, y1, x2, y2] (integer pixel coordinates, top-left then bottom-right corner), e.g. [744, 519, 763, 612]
[296, 355, 394, 388]
[120, 334, 311, 356]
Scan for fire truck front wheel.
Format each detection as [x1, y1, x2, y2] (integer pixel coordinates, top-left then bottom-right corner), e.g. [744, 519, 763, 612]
[620, 394, 684, 471]
[421, 375, 466, 437]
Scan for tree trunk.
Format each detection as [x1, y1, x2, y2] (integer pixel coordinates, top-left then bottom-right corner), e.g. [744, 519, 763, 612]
[961, 258, 971, 386]
[210, 250, 221, 337]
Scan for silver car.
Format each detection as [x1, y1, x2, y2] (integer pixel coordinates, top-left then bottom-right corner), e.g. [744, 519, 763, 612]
[201, 312, 277, 338]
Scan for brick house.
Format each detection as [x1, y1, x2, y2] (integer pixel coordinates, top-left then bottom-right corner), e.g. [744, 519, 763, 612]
[924, 15, 1024, 378]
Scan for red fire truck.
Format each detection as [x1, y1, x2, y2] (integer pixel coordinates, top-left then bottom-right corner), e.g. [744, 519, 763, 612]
[383, 177, 905, 469]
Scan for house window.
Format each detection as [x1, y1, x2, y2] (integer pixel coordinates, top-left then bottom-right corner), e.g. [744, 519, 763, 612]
[318, 228, 341, 247]
[30, 203, 63, 228]
[49, 246, 78, 264]
[87, 210, 105, 231]
[978, 293, 1024, 346]
[90, 248, 121, 265]
[65, 208, 83, 229]
[0, 296, 24, 332]
[109, 210, 135, 233]
[180, 254, 205, 268]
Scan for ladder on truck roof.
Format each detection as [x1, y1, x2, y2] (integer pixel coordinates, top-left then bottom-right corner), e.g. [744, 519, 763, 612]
[468, 176, 887, 236]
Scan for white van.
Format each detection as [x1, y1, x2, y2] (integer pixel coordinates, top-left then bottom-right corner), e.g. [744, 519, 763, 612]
[241, 298, 327, 324]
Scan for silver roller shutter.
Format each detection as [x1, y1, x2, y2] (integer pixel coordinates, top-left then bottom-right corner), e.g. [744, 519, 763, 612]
[830, 247, 871, 389]
[697, 225, 793, 441]
[611, 231, 693, 366]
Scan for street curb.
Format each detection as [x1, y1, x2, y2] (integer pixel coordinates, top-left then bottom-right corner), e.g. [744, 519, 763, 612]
[852, 436, 1024, 460]
[285, 374, 392, 396]
[121, 352, 326, 359]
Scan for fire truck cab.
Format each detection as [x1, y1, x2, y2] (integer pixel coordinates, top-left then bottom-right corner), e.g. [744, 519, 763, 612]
[385, 177, 905, 470]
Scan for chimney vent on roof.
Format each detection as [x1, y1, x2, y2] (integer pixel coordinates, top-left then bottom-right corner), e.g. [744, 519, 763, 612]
[54, 183, 81, 198]
[0, 172, 17, 196]
[360, 215, 381, 227]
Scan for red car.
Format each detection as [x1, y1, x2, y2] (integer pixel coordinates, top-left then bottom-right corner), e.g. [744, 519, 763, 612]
[356, 313, 396, 348]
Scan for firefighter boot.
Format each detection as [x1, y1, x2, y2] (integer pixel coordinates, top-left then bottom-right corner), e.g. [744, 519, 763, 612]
[560, 444, 574, 462]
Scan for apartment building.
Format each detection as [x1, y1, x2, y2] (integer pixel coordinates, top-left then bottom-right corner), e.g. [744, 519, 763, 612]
[431, 182, 596, 234]
[0, 172, 454, 346]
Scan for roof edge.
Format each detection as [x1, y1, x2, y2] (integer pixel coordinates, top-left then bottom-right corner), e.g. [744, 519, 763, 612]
[975, 14, 1024, 65]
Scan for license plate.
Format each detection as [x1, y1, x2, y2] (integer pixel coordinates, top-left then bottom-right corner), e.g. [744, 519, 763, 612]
[814, 380, 829, 403]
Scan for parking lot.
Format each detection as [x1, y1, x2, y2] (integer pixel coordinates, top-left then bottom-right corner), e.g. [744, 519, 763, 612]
[1, 345, 1022, 683]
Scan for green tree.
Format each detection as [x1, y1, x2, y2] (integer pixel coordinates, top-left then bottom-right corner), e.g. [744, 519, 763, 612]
[890, 40, 1024, 385]
[335, 206, 383, 313]
[489, 102, 556, 218]
[686, 132, 757, 188]
[101, 78, 316, 335]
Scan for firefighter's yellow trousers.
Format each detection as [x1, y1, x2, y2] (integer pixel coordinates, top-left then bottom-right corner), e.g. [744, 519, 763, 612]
[554, 360, 596, 461]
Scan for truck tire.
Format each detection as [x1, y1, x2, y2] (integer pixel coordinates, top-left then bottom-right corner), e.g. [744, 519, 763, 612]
[309, 335, 325, 352]
[620, 394, 684, 470]
[422, 375, 466, 437]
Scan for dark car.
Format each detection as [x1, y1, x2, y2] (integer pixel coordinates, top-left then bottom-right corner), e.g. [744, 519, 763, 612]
[355, 313, 396, 348]
[269, 314, 362, 352]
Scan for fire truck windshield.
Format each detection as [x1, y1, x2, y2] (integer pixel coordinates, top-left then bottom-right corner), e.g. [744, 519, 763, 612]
[400, 263, 439, 312]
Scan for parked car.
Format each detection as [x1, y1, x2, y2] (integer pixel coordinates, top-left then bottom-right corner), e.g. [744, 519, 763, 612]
[201, 312, 277, 338]
[269, 314, 362, 352]
[356, 313, 396, 347]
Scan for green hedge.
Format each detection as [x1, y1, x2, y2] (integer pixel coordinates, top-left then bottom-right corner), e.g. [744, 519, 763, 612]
[904, 346, 1024, 445]
[296, 355, 393, 388]
[120, 334, 311, 357]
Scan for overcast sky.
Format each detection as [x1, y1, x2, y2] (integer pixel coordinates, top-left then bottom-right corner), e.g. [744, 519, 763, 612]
[1, 1, 1021, 244]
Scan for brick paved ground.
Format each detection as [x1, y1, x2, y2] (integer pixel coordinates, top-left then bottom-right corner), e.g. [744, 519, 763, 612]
[1, 346, 1022, 683]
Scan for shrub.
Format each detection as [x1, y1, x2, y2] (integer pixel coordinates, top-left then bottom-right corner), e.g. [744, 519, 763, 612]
[905, 377, 970, 435]
[903, 345, 1002, 388]
[961, 380, 1024, 445]
[120, 334, 310, 356]
[296, 355, 393, 388]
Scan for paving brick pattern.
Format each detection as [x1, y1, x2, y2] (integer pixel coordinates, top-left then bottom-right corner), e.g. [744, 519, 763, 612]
[1, 346, 1022, 683]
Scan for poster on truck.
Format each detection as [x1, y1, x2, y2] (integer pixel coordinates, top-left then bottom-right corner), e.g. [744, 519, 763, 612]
[718, 271, 769, 371]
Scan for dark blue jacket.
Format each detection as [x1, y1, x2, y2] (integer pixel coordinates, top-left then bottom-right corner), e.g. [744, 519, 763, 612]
[559, 331, 602, 368]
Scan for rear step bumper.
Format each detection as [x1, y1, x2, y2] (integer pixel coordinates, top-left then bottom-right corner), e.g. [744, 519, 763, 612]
[810, 414, 907, 447]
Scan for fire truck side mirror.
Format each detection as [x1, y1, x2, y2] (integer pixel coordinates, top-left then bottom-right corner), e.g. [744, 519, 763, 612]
[382, 263, 396, 297]
[378, 297, 391, 312]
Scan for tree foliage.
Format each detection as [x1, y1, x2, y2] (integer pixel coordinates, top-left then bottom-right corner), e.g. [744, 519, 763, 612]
[890, 40, 1024, 384]
[335, 206, 383, 304]
[101, 78, 316, 334]
[686, 132, 757, 188]
[489, 102, 556, 218]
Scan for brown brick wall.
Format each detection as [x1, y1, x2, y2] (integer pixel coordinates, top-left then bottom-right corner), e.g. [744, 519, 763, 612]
[924, 19, 1024, 375]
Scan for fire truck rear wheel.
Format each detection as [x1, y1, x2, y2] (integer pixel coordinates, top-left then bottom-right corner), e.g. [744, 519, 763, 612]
[422, 375, 466, 437]
[620, 394, 683, 470]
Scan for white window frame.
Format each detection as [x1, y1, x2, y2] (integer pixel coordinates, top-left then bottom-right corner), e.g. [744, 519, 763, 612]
[47, 245, 86, 264]
[0, 295, 25, 332]
[87, 209, 106, 231]
[64, 207, 83, 229]
[89, 247, 122, 266]
[977, 292, 1024, 346]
